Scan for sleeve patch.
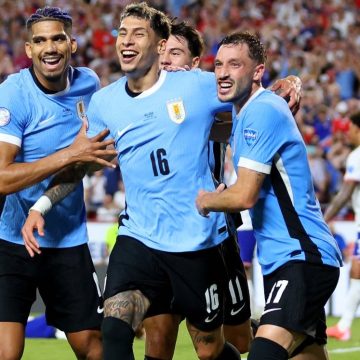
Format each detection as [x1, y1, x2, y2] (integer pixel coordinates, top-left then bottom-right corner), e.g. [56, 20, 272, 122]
[0, 108, 10, 126]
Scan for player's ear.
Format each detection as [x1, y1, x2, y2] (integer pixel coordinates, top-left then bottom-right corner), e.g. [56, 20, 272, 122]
[158, 39, 166, 55]
[71, 38, 77, 54]
[191, 56, 200, 69]
[25, 42, 33, 59]
[253, 63, 265, 82]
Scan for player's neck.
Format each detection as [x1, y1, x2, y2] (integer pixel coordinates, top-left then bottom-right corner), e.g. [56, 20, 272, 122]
[126, 64, 161, 93]
[30, 66, 69, 93]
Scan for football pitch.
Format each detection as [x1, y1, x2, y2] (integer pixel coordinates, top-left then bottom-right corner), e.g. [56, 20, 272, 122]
[23, 317, 360, 359]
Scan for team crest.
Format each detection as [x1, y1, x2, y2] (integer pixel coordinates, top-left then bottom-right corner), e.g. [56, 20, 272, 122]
[243, 128, 258, 146]
[166, 99, 186, 124]
[0, 108, 10, 126]
[76, 100, 87, 120]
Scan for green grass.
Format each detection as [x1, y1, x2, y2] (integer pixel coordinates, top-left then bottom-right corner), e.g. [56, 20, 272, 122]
[23, 317, 360, 359]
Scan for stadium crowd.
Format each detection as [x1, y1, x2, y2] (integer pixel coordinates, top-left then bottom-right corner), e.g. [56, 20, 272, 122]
[1, 0, 360, 221]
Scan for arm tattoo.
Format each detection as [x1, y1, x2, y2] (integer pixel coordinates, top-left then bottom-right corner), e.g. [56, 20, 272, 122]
[44, 165, 88, 205]
[104, 290, 150, 332]
[44, 183, 77, 205]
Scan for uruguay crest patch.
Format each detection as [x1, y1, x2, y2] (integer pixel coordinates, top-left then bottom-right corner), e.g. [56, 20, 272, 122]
[243, 128, 258, 146]
[166, 99, 186, 124]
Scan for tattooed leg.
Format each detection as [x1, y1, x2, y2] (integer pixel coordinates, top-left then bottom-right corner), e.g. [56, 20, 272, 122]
[102, 290, 150, 360]
[104, 289, 150, 331]
[187, 321, 240, 360]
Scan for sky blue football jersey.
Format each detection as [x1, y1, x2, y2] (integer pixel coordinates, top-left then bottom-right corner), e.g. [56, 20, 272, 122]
[87, 70, 232, 252]
[230, 88, 342, 274]
[0, 67, 100, 248]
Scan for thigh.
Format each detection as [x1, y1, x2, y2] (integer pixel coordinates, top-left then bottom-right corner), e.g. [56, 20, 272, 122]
[39, 244, 103, 333]
[157, 244, 227, 332]
[104, 235, 171, 304]
[261, 261, 339, 343]
[222, 236, 251, 326]
[0, 240, 37, 324]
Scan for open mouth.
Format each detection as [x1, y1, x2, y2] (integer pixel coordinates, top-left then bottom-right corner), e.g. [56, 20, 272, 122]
[121, 50, 138, 62]
[42, 56, 62, 70]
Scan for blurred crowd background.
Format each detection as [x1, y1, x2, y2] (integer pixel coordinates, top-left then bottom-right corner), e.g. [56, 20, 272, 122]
[1, 0, 360, 222]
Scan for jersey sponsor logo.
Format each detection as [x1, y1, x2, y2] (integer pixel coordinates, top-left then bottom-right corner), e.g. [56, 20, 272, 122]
[0, 108, 10, 126]
[262, 307, 282, 315]
[205, 311, 219, 323]
[230, 302, 245, 316]
[166, 98, 186, 124]
[243, 128, 258, 146]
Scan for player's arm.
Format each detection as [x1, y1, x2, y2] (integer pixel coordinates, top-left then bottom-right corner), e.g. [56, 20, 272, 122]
[0, 122, 116, 196]
[270, 75, 302, 116]
[323, 180, 357, 222]
[21, 151, 117, 257]
[196, 166, 266, 216]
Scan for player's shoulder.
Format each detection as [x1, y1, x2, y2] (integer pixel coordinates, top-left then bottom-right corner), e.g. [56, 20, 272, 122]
[247, 89, 289, 117]
[72, 66, 100, 84]
[165, 68, 215, 83]
[0, 69, 27, 91]
[91, 76, 126, 100]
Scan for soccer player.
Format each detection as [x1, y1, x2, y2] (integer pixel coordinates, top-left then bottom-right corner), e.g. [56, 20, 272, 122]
[196, 32, 342, 359]
[323, 111, 360, 341]
[0, 7, 116, 360]
[142, 20, 303, 359]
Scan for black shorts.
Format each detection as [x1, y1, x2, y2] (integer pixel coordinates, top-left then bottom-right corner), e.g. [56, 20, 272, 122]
[260, 261, 339, 345]
[221, 236, 251, 325]
[104, 235, 227, 332]
[0, 240, 103, 332]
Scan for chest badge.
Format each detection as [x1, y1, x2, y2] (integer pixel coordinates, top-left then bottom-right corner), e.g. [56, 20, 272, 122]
[166, 99, 186, 124]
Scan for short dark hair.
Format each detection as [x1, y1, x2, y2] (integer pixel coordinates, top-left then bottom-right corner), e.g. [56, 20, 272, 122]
[26, 7, 72, 34]
[350, 111, 360, 128]
[171, 20, 204, 58]
[120, 2, 170, 40]
[218, 32, 267, 64]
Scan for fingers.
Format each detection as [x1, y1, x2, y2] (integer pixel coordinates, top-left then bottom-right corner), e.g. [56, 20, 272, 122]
[21, 212, 44, 257]
[216, 183, 226, 193]
[90, 128, 111, 143]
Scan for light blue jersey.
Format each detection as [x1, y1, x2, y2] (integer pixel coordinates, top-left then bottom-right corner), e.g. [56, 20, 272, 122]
[87, 70, 231, 252]
[0, 67, 100, 248]
[230, 88, 342, 275]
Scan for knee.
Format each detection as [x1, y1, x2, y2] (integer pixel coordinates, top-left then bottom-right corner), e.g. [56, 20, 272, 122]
[0, 349, 23, 360]
[67, 330, 102, 360]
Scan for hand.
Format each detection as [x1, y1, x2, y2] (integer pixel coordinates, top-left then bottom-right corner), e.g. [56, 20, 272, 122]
[271, 76, 302, 116]
[68, 121, 117, 168]
[196, 189, 210, 217]
[196, 184, 225, 217]
[21, 210, 44, 257]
